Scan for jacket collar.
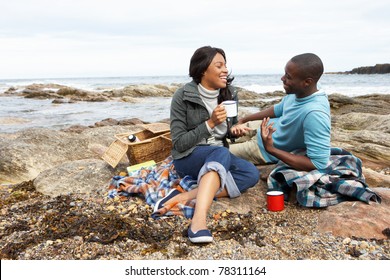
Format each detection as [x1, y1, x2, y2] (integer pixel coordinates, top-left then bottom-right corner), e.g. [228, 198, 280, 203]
[182, 80, 237, 103]
[182, 80, 203, 104]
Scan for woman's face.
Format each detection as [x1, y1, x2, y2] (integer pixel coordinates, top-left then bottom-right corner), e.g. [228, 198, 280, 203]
[200, 53, 228, 90]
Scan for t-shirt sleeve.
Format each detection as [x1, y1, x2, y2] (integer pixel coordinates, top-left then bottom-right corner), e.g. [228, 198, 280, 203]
[303, 110, 331, 169]
[273, 97, 286, 118]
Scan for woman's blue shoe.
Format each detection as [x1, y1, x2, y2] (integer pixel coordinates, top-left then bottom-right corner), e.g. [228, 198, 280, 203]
[153, 188, 181, 213]
[188, 227, 213, 243]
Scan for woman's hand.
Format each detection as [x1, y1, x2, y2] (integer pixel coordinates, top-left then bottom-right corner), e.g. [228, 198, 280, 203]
[208, 104, 226, 128]
[260, 117, 276, 151]
[230, 123, 252, 137]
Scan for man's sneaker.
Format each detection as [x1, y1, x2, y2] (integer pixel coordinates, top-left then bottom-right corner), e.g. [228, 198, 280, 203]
[188, 227, 213, 243]
[153, 188, 181, 213]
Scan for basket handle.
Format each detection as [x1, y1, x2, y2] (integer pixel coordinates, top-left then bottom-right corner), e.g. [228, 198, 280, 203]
[132, 139, 152, 144]
[160, 135, 171, 141]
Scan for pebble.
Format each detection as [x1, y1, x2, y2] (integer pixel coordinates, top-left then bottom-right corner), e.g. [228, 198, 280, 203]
[342, 237, 351, 244]
[128, 204, 137, 211]
[303, 238, 312, 245]
[360, 241, 369, 249]
[350, 240, 359, 246]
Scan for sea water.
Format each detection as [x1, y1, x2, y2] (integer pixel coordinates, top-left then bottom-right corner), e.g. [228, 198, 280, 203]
[0, 74, 389, 133]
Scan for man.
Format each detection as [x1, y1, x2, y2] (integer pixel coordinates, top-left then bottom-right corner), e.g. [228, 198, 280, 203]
[230, 53, 330, 171]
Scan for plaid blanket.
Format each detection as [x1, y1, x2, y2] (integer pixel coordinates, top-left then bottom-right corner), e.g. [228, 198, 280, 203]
[267, 147, 382, 207]
[108, 156, 198, 219]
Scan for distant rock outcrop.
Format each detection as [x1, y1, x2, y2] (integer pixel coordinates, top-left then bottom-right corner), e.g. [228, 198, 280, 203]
[349, 64, 390, 74]
[329, 64, 390, 74]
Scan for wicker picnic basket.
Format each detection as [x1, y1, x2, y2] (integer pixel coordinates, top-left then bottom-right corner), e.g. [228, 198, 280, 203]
[114, 129, 172, 165]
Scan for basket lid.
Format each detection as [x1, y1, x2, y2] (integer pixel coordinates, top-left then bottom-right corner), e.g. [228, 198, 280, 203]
[101, 140, 128, 168]
[142, 123, 170, 134]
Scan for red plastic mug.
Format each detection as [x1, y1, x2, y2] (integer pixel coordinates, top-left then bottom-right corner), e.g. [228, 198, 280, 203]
[267, 191, 284, 211]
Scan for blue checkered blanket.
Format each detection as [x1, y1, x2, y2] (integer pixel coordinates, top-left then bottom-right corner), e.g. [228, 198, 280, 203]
[108, 156, 198, 218]
[267, 147, 381, 207]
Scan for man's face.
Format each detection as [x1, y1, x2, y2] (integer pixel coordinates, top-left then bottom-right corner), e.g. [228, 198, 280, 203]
[281, 61, 306, 95]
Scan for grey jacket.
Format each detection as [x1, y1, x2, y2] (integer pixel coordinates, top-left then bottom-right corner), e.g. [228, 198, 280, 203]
[170, 80, 238, 159]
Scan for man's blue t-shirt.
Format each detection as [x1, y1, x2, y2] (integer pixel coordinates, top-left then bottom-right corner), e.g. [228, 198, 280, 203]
[257, 91, 331, 169]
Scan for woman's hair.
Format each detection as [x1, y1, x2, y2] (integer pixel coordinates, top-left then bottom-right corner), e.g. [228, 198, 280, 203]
[189, 46, 234, 103]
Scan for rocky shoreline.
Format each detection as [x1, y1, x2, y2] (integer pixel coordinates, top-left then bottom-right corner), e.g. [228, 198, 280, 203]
[0, 84, 389, 260]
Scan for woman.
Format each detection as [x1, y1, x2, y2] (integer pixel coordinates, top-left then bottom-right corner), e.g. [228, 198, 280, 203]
[153, 46, 259, 243]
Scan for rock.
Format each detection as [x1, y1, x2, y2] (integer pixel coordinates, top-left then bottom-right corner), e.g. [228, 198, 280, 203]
[317, 188, 390, 239]
[330, 109, 390, 171]
[211, 180, 267, 214]
[330, 94, 390, 115]
[0, 125, 144, 183]
[34, 159, 111, 197]
[52, 98, 67, 104]
[257, 164, 276, 181]
[328, 64, 390, 74]
[332, 112, 390, 132]
[107, 84, 179, 98]
[94, 118, 119, 127]
[0, 128, 92, 183]
[57, 87, 88, 97]
[22, 88, 60, 99]
[328, 93, 356, 106]
[363, 168, 390, 188]
[209, 164, 276, 214]
[343, 237, 351, 244]
[3, 86, 17, 94]
[118, 118, 146, 126]
[61, 125, 90, 133]
[3, 83, 179, 102]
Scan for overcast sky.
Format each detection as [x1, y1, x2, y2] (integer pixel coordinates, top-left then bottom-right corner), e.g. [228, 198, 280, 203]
[1, 0, 389, 79]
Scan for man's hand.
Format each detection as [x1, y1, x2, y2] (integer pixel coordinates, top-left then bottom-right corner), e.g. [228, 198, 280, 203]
[261, 117, 276, 151]
[260, 117, 316, 171]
